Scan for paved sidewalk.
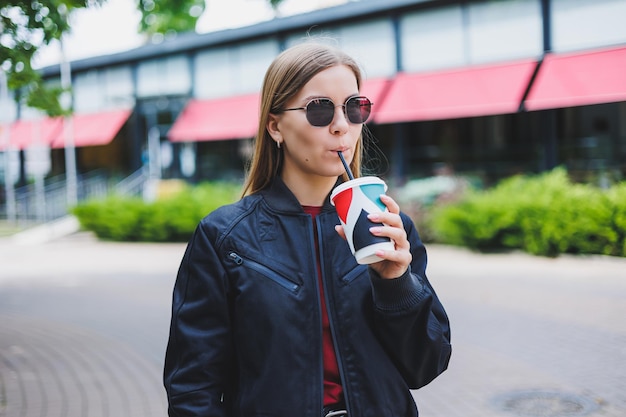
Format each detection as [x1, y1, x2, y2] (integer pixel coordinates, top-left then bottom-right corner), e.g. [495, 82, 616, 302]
[0, 234, 625, 417]
[414, 246, 626, 417]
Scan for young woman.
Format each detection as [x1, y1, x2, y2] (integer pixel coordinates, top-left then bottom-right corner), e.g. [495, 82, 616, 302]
[164, 42, 451, 417]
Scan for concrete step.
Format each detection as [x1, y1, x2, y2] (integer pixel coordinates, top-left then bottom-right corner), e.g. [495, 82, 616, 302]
[11, 216, 81, 245]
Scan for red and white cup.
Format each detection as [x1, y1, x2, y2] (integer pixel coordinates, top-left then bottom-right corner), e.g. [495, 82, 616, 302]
[331, 177, 395, 264]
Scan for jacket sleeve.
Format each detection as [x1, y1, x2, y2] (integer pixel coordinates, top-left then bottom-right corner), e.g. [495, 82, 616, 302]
[164, 222, 233, 417]
[368, 212, 452, 389]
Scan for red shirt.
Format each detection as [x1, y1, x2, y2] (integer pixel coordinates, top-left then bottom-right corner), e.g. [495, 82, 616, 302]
[303, 205, 344, 406]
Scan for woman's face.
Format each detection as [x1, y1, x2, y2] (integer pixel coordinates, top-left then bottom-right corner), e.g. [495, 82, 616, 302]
[268, 64, 363, 184]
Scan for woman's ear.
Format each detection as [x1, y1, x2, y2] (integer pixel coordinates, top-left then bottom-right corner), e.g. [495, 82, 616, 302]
[266, 114, 282, 143]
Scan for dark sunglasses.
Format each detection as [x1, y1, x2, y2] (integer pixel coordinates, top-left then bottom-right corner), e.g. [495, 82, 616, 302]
[281, 96, 373, 127]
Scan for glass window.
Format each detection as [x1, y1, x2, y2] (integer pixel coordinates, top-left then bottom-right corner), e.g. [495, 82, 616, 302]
[194, 40, 278, 99]
[137, 60, 161, 98]
[73, 66, 135, 112]
[558, 103, 625, 182]
[552, 0, 626, 52]
[195, 47, 232, 98]
[392, 114, 539, 184]
[400, 6, 466, 72]
[619, 103, 626, 173]
[165, 55, 191, 94]
[103, 66, 134, 108]
[467, 0, 543, 63]
[339, 19, 397, 78]
[235, 40, 279, 94]
[285, 20, 395, 78]
[137, 55, 191, 97]
[74, 70, 104, 113]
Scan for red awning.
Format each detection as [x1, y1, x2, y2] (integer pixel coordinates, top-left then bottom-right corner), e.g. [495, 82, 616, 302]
[525, 46, 626, 111]
[168, 93, 260, 142]
[360, 77, 393, 121]
[167, 80, 391, 143]
[51, 109, 132, 148]
[374, 59, 538, 123]
[0, 118, 62, 151]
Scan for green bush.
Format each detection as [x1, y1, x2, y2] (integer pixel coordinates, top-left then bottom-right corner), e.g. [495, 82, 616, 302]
[73, 196, 147, 241]
[608, 183, 626, 257]
[430, 168, 626, 257]
[73, 181, 240, 242]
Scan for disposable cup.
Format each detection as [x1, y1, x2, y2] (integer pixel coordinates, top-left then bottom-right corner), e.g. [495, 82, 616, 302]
[330, 176, 395, 264]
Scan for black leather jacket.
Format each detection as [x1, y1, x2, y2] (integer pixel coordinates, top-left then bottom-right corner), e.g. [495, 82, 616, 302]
[164, 177, 451, 417]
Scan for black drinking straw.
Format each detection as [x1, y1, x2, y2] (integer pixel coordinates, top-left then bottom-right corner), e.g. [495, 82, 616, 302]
[337, 151, 355, 180]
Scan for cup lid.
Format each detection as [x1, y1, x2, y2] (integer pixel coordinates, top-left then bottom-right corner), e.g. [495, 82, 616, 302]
[330, 176, 386, 203]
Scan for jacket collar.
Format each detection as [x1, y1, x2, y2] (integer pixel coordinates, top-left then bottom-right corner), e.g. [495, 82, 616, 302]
[259, 176, 340, 214]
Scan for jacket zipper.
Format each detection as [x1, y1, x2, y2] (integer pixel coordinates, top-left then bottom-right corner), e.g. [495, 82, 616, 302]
[311, 217, 326, 416]
[227, 251, 299, 292]
[316, 216, 351, 416]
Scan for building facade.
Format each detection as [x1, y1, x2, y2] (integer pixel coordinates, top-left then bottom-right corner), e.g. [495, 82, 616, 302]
[2, 0, 626, 191]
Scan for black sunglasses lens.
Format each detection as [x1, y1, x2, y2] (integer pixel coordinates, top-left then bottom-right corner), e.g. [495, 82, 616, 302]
[306, 99, 335, 127]
[346, 97, 371, 124]
[303, 97, 372, 126]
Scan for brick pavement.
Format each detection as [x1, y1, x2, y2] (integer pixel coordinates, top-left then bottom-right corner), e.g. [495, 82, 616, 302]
[0, 235, 625, 417]
[0, 235, 182, 417]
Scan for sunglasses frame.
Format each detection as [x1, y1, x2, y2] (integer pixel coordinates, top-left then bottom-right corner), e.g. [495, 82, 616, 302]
[281, 96, 373, 127]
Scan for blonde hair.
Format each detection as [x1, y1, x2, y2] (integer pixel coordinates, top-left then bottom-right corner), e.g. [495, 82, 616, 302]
[242, 42, 365, 197]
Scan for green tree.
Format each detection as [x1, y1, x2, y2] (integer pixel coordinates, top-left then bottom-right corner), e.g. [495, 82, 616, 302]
[268, 0, 285, 9]
[2, 0, 286, 117]
[138, 0, 205, 39]
[0, 0, 90, 116]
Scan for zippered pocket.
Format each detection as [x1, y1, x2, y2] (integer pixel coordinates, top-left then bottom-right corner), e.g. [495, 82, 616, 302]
[340, 263, 367, 286]
[228, 251, 300, 293]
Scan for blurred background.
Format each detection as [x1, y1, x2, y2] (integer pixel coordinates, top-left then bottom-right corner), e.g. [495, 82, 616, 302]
[1, 2, 625, 417]
[1, 0, 625, 228]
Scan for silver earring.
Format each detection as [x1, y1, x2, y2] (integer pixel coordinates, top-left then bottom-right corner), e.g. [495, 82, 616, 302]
[276, 141, 281, 149]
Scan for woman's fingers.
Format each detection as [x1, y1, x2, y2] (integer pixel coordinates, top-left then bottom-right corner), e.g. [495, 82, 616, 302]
[367, 194, 412, 279]
[335, 224, 347, 241]
[335, 194, 412, 279]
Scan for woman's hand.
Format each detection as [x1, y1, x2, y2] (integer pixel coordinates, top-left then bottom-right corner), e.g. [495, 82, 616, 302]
[335, 194, 412, 279]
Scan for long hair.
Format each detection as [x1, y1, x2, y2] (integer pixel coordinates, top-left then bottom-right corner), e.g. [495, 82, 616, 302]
[242, 42, 365, 197]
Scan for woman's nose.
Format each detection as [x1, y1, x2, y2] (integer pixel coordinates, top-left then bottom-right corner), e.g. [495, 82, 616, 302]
[330, 105, 349, 134]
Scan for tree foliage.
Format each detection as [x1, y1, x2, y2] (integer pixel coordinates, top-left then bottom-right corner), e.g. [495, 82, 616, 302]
[0, 0, 92, 116]
[268, 0, 285, 9]
[2, 0, 287, 117]
[138, 0, 205, 39]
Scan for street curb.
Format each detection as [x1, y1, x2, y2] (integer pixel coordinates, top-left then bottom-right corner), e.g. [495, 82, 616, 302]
[11, 215, 81, 245]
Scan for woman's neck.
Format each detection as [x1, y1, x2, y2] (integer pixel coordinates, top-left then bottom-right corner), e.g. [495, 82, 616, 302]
[281, 172, 337, 206]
